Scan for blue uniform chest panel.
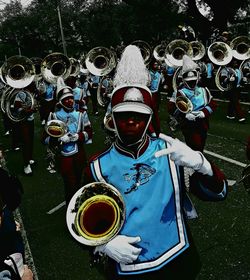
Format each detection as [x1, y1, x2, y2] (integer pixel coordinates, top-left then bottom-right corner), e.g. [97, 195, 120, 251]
[91, 138, 189, 274]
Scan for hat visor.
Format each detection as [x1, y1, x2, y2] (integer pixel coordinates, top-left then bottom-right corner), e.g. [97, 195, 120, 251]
[112, 102, 152, 114]
[183, 76, 197, 81]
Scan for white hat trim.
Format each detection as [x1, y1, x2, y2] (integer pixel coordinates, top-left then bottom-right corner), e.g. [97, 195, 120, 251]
[112, 102, 152, 115]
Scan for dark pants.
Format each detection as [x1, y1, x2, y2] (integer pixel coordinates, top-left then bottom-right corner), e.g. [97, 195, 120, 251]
[59, 145, 87, 204]
[89, 87, 99, 114]
[181, 119, 209, 152]
[227, 87, 245, 119]
[15, 120, 34, 165]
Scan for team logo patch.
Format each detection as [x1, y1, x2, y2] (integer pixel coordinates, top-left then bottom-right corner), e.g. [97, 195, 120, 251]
[123, 163, 156, 194]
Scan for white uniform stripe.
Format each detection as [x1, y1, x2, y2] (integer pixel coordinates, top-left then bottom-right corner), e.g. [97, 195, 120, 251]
[93, 159, 106, 182]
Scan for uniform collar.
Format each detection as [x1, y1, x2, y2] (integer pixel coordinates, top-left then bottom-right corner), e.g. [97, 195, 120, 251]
[114, 135, 150, 159]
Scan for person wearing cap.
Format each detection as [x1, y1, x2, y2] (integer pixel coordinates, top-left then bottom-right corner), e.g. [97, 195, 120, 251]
[44, 78, 93, 204]
[65, 75, 89, 113]
[167, 55, 217, 152]
[78, 45, 228, 279]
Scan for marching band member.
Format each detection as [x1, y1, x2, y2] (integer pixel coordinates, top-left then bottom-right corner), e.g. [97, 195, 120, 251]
[13, 82, 37, 175]
[44, 78, 92, 204]
[89, 73, 101, 115]
[65, 75, 89, 112]
[167, 55, 217, 152]
[222, 59, 246, 122]
[38, 80, 56, 125]
[148, 59, 164, 136]
[80, 45, 228, 280]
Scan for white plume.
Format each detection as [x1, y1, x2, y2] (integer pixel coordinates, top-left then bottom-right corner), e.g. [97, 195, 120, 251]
[113, 45, 150, 87]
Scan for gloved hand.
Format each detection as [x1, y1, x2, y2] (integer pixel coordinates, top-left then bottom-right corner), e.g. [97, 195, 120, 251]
[185, 112, 197, 121]
[59, 133, 71, 143]
[94, 235, 142, 264]
[155, 133, 213, 176]
[229, 76, 235, 82]
[69, 133, 79, 142]
[195, 111, 205, 118]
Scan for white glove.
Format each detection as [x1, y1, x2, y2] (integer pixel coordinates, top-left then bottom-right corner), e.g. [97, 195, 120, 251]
[185, 112, 197, 121]
[94, 235, 142, 264]
[195, 111, 205, 119]
[155, 133, 213, 176]
[59, 133, 71, 143]
[229, 76, 235, 82]
[69, 133, 79, 142]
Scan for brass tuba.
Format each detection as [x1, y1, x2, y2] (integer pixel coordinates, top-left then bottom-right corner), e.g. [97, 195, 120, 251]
[41, 52, 72, 84]
[230, 36, 250, 61]
[175, 95, 193, 113]
[85, 47, 117, 76]
[5, 88, 36, 122]
[66, 182, 125, 246]
[207, 41, 233, 66]
[153, 42, 167, 63]
[131, 40, 152, 65]
[97, 76, 114, 108]
[190, 41, 206, 61]
[165, 39, 193, 67]
[69, 57, 81, 77]
[45, 119, 68, 138]
[1, 55, 35, 89]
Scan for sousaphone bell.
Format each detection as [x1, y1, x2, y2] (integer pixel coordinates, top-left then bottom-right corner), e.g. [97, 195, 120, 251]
[165, 39, 193, 67]
[85, 47, 117, 76]
[230, 36, 250, 61]
[41, 52, 72, 85]
[66, 182, 125, 246]
[1, 55, 35, 89]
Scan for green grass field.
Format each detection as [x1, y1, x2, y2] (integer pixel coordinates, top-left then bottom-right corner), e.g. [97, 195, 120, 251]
[1, 95, 250, 280]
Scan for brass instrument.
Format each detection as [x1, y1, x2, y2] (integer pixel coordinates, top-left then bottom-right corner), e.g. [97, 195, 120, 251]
[1, 55, 35, 89]
[103, 113, 115, 132]
[41, 52, 72, 85]
[69, 57, 81, 77]
[131, 40, 152, 65]
[207, 41, 232, 66]
[215, 66, 237, 92]
[66, 182, 125, 246]
[172, 66, 183, 92]
[97, 76, 113, 107]
[45, 119, 68, 138]
[30, 57, 46, 93]
[153, 42, 167, 63]
[175, 95, 193, 113]
[240, 58, 250, 84]
[0, 56, 37, 121]
[5, 88, 36, 122]
[79, 53, 89, 75]
[85, 47, 117, 76]
[190, 41, 206, 61]
[165, 39, 193, 67]
[230, 36, 250, 61]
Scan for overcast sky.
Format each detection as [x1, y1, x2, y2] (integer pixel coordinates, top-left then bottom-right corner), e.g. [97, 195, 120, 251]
[0, 0, 32, 9]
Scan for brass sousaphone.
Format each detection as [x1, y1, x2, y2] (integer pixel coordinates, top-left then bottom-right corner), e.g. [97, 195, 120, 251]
[230, 36, 250, 61]
[131, 40, 152, 66]
[1, 55, 37, 122]
[66, 182, 125, 246]
[41, 52, 72, 85]
[165, 39, 193, 67]
[208, 41, 234, 91]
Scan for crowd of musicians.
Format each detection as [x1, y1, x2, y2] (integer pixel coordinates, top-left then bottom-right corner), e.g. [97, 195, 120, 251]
[0, 28, 249, 279]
